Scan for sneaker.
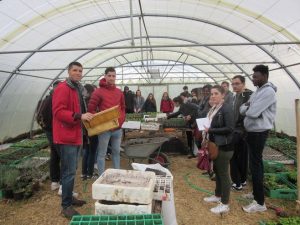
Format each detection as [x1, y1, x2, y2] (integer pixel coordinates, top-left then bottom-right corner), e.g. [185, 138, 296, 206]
[81, 174, 87, 180]
[72, 197, 87, 207]
[242, 200, 267, 213]
[51, 182, 60, 191]
[210, 203, 229, 214]
[204, 195, 221, 203]
[58, 185, 79, 198]
[241, 181, 247, 187]
[242, 192, 254, 200]
[231, 184, 242, 191]
[61, 206, 80, 219]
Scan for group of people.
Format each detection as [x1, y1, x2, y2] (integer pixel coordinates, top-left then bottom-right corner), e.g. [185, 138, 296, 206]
[123, 87, 174, 114]
[200, 65, 277, 215]
[37, 63, 126, 218]
[37, 62, 276, 218]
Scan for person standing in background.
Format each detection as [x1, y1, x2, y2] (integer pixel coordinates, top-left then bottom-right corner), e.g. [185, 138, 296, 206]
[142, 93, 157, 112]
[240, 65, 277, 213]
[123, 86, 135, 113]
[230, 76, 252, 191]
[160, 92, 174, 113]
[134, 89, 145, 113]
[221, 81, 234, 106]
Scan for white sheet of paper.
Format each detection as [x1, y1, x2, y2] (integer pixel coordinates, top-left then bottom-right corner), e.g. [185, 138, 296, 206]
[121, 121, 141, 129]
[196, 117, 210, 131]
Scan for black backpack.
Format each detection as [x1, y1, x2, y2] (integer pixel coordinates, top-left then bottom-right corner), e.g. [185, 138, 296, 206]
[36, 94, 52, 131]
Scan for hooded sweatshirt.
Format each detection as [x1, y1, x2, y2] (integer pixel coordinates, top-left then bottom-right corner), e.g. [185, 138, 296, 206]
[88, 78, 125, 127]
[240, 82, 277, 132]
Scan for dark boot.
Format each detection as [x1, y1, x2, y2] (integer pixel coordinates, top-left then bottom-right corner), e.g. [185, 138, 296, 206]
[61, 206, 80, 219]
[72, 197, 87, 207]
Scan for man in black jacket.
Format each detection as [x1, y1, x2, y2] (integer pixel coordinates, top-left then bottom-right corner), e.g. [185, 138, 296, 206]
[123, 86, 135, 113]
[230, 75, 252, 191]
[167, 96, 199, 158]
[36, 80, 61, 192]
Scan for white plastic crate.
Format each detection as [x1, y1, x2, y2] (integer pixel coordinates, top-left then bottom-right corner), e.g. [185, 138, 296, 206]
[92, 169, 156, 204]
[153, 175, 172, 201]
[95, 200, 152, 215]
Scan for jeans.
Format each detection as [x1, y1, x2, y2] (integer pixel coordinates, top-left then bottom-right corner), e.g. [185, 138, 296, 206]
[45, 130, 60, 182]
[97, 129, 122, 176]
[230, 131, 248, 187]
[58, 144, 80, 209]
[82, 135, 98, 176]
[214, 148, 233, 204]
[246, 131, 269, 205]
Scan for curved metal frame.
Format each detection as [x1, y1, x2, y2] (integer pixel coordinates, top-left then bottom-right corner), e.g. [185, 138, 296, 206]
[2, 13, 300, 98]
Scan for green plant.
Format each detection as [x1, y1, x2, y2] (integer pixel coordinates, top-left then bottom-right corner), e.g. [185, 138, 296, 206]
[264, 174, 289, 190]
[265, 217, 300, 225]
[3, 168, 20, 189]
[287, 170, 297, 184]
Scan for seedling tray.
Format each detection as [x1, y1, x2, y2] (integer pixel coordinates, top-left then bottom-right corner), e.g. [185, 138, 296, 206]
[70, 214, 164, 225]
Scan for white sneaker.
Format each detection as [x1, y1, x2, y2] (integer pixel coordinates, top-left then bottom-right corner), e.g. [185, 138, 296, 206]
[58, 185, 79, 198]
[242, 181, 247, 186]
[242, 192, 254, 200]
[242, 200, 267, 213]
[210, 203, 230, 214]
[51, 182, 60, 191]
[204, 195, 221, 203]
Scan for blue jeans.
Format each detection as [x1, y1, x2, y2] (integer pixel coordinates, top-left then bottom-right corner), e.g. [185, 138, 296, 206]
[97, 129, 122, 175]
[246, 131, 269, 205]
[58, 144, 80, 209]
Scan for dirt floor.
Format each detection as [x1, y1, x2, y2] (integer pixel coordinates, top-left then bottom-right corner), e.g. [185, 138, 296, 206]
[0, 153, 298, 225]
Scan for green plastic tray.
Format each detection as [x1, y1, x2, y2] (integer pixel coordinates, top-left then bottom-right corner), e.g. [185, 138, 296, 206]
[70, 214, 164, 225]
[264, 173, 297, 200]
[263, 160, 287, 173]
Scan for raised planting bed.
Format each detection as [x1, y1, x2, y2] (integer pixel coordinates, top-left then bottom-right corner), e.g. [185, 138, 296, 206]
[266, 137, 296, 160]
[0, 147, 38, 165]
[126, 113, 145, 122]
[162, 118, 187, 128]
[70, 214, 164, 225]
[264, 173, 297, 200]
[263, 160, 287, 173]
[11, 138, 49, 149]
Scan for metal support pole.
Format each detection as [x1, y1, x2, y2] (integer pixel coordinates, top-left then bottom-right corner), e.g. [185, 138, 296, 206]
[129, 0, 135, 46]
[295, 99, 300, 203]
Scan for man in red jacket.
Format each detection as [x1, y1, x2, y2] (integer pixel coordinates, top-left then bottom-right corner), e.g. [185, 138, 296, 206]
[88, 67, 125, 176]
[52, 62, 94, 218]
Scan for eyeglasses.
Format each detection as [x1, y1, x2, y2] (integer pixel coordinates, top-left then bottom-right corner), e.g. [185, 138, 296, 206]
[231, 82, 242, 86]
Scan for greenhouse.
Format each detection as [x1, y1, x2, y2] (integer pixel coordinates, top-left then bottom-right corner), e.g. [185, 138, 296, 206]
[0, 0, 300, 225]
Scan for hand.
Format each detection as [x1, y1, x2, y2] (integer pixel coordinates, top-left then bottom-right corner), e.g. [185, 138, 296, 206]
[81, 113, 94, 121]
[204, 126, 209, 133]
[185, 115, 191, 121]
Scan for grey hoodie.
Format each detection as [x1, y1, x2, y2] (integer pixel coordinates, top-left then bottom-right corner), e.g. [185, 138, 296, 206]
[240, 82, 277, 132]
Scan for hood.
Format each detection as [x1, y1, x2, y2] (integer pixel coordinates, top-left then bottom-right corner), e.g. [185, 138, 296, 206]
[260, 82, 277, 92]
[99, 78, 116, 90]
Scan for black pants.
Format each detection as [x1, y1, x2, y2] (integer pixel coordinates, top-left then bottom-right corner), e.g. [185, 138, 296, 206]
[186, 130, 194, 155]
[82, 135, 98, 176]
[45, 130, 61, 182]
[246, 131, 269, 205]
[230, 131, 248, 187]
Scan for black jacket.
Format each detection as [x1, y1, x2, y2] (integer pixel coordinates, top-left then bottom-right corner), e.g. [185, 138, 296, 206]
[233, 89, 252, 129]
[208, 103, 234, 149]
[124, 91, 135, 112]
[167, 102, 199, 125]
[142, 100, 157, 112]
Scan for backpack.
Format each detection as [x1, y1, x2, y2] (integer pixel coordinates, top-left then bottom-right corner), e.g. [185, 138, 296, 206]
[36, 94, 52, 131]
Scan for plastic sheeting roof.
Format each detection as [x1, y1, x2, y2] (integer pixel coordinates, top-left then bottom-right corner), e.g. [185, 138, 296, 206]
[0, 0, 300, 141]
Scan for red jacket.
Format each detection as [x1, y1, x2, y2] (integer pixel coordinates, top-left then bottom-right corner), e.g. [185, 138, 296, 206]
[160, 99, 174, 113]
[88, 78, 125, 127]
[52, 81, 83, 145]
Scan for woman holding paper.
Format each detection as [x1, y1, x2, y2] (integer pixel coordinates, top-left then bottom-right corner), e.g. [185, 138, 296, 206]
[203, 85, 234, 214]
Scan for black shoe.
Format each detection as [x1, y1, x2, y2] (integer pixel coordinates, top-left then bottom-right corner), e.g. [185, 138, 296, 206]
[61, 206, 80, 219]
[231, 184, 243, 191]
[202, 171, 209, 175]
[72, 197, 87, 207]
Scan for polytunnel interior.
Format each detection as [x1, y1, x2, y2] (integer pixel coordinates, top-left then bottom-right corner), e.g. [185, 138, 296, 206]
[1, 0, 300, 142]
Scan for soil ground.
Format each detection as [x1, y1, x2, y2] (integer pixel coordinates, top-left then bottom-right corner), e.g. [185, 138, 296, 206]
[0, 153, 298, 225]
